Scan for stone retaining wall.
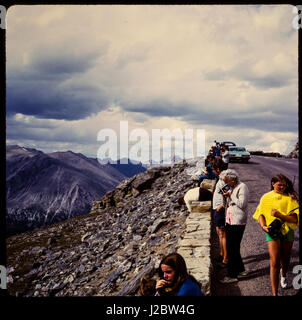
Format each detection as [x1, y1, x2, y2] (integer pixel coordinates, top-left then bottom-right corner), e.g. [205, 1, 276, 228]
[176, 179, 216, 296]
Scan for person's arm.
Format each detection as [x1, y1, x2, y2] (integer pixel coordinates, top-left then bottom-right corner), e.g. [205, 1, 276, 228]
[271, 209, 298, 224]
[258, 214, 269, 233]
[216, 204, 223, 212]
[213, 180, 224, 210]
[228, 184, 249, 209]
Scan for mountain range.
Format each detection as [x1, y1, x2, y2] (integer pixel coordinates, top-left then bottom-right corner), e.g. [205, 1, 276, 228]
[6, 145, 146, 236]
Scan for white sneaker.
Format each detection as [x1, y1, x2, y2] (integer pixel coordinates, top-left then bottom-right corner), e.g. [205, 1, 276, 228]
[238, 271, 249, 279]
[220, 276, 238, 284]
[280, 273, 287, 289]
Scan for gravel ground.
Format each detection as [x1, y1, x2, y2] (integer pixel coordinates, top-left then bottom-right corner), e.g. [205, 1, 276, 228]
[210, 156, 300, 296]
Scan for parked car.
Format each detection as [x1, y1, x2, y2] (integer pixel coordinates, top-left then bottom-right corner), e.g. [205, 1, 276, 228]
[221, 141, 236, 147]
[229, 146, 251, 163]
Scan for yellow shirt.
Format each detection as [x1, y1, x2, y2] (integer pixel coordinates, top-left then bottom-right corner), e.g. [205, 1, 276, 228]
[253, 191, 299, 235]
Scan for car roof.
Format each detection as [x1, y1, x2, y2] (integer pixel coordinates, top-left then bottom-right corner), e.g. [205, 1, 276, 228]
[221, 141, 236, 145]
[229, 146, 246, 149]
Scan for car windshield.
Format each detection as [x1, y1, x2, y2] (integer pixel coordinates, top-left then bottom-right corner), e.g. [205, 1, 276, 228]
[229, 147, 246, 152]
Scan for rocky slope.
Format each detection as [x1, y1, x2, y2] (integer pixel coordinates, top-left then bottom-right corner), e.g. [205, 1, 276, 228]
[6, 145, 146, 236]
[6, 159, 202, 297]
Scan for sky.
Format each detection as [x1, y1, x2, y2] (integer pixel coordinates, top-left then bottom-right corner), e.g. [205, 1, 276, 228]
[5, 5, 299, 162]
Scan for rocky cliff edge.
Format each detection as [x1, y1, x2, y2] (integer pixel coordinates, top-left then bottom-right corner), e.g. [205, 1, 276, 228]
[7, 159, 214, 297]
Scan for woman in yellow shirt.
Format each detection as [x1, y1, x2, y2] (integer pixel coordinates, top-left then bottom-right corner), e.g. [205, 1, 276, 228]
[253, 174, 299, 296]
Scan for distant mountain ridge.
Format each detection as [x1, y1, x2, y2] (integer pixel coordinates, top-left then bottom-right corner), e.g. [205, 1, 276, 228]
[6, 145, 146, 236]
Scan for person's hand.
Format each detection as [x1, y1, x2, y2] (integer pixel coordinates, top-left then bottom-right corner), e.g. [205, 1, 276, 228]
[223, 191, 232, 197]
[271, 209, 280, 218]
[217, 205, 223, 212]
[155, 279, 168, 295]
[261, 225, 270, 233]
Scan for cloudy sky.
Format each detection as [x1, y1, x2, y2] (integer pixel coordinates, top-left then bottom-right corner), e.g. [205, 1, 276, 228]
[6, 5, 299, 161]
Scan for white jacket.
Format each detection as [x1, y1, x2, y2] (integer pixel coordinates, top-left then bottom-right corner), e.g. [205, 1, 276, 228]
[226, 182, 249, 224]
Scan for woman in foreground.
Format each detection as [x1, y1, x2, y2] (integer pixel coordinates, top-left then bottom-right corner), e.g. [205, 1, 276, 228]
[155, 253, 204, 296]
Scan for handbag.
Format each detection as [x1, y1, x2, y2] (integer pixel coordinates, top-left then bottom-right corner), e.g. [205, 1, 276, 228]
[268, 219, 283, 237]
[268, 207, 299, 237]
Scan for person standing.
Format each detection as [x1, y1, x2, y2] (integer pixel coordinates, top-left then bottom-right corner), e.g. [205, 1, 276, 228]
[219, 169, 249, 284]
[220, 144, 229, 170]
[214, 145, 221, 157]
[253, 174, 299, 296]
[212, 158, 228, 267]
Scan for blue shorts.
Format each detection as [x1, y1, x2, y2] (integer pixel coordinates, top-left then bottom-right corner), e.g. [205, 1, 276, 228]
[213, 208, 226, 228]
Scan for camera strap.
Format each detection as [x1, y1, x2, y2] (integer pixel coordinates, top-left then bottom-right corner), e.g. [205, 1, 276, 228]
[287, 207, 299, 215]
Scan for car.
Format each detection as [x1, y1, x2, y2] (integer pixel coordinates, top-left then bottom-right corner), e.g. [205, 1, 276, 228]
[221, 141, 236, 147]
[228, 146, 251, 163]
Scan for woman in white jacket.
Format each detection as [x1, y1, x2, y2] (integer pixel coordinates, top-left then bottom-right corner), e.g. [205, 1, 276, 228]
[219, 169, 249, 284]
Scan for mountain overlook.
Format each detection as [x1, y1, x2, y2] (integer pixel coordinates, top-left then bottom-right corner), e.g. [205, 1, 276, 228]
[6, 145, 146, 236]
[6, 159, 200, 296]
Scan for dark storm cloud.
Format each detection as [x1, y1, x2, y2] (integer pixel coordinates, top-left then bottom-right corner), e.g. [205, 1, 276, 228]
[123, 100, 186, 118]
[6, 81, 109, 121]
[244, 77, 290, 89]
[183, 109, 298, 133]
[30, 43, 103, 73]
[6, 114, 94, 144]
[33, 54, 96, 76]
[204, 63, 293, 89]
[6, 47, 110, 120]
[122, 98, 298, 134]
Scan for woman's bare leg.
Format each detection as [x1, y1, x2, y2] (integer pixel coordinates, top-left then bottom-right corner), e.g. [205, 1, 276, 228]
[280, 241, 293, 277]
[267, 240, 281, 296]
[217, 227, 228, 264]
